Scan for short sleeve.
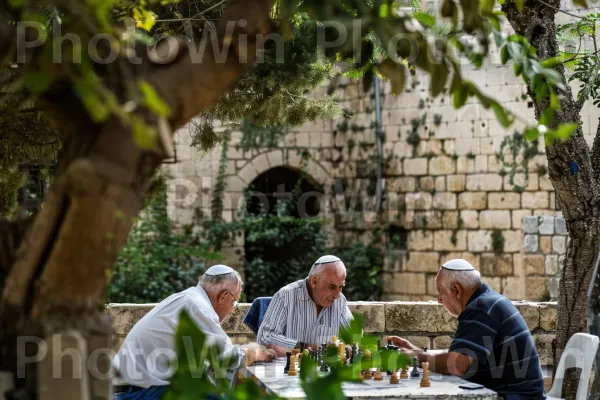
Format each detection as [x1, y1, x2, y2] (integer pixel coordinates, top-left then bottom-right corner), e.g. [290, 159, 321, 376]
[449, 306, 498, 362]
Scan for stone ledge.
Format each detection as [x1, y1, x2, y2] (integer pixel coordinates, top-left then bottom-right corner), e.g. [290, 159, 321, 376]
[108, 301, 557, 337]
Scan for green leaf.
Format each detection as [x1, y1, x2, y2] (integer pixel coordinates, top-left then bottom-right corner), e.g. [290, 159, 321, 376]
[540, 108, 554, 126]
[542, 56, 564, 68]
[139, 80, 171, 117]
[413, 11, 435, 27]
[74, 82, 110, 123]
[133, 117, 157, 149]
[544, 123, 578, 145]
[430, 63, 449, 97]
[379, 3, 390, 17]
[492, 103, 512, 127]
[500, 46, 510, 64]
[340, 313, 364, 345]
[453, 84, 469, 108]
[515, 0, 524, 11]
[378, 59, 406, 94]
[524, 127, 539, 141]
[572, 0, 588, 7]
[22, 72, 52, 93]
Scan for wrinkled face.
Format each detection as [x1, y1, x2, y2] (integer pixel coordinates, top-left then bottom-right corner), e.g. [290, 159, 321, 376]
[309, 262, 346, 308]
[214, 283, 241, 322]
[435, 270, 463, 317]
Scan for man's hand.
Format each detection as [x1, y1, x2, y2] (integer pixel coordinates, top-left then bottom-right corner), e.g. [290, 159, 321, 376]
[383, 336, 420, 351]
[240, 343, 277, 366]
[266, 343, 290, 357]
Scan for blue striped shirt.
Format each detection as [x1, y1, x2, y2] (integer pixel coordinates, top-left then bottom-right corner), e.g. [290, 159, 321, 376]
[256, 279, 353, 348]
[449, 283, 545, 399]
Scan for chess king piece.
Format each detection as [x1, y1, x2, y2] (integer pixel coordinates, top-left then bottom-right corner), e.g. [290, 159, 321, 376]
[338, 343, 346, 363]
[411, 357, 420, 378]
[420, 362, 430, 387]
[288, 354, 298, 376]
[389, 370, 399, 384]
[374, 368, 383, 381]
[400, 366, 409, 379]
[284, 352, 292, 374]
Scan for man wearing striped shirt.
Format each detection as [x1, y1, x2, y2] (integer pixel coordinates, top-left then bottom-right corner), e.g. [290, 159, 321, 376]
[257, 255, 353, 353]
[387, 259, 544, 399]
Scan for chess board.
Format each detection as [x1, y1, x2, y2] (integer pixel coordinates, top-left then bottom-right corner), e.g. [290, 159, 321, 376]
[243, 357, 499, 399]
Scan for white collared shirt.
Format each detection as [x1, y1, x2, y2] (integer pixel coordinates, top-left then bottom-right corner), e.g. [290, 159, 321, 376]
[256, 279, 353, 348]
[112, 285, 243, 388]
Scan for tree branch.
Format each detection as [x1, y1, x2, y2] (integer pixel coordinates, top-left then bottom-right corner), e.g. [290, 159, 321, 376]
[576, 34, 599, 111]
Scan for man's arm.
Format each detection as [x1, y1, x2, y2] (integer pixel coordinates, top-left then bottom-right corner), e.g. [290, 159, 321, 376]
[417, 350, 473, 376]
[256, 291, 298, 349]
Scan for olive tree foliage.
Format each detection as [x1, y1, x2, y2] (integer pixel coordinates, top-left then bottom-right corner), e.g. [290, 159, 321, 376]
[0, 0, 587, 398]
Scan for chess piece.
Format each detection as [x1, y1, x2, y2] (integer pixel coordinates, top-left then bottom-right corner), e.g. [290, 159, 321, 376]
[410, 357, 420, 378]
[400, 366, 409, 379]
[363, 349, 372, 379]
[332, 335, 337, 344]
[389, 370, 399, 384]
[374, 368, 383, 380]
[420, 362, 430, 387]
[338, 343, 346, 363]
[288, 354, 297, 376]
[284, 352, 291, 374]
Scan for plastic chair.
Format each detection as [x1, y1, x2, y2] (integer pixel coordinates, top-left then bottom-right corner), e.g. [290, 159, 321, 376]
[546, 333, 599, 400]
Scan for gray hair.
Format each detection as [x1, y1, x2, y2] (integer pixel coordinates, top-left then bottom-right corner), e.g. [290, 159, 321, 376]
[308, 261, 346, 278]
[198, 270, 243, 294]
[439, 269, 482, 291]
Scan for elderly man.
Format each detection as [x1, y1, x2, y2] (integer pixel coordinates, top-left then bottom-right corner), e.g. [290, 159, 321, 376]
[113, 265, 275, 399]
[387, 259, 544, 399]
[257, 255, 353, 353]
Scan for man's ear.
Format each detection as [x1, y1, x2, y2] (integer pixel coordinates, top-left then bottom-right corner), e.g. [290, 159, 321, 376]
[310, 276, 318, 287]
[452, 283, 462, 298]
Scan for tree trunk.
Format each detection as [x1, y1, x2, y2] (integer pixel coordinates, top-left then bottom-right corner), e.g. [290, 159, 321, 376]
[0, 0, 272, 398]
[503, 1, 600, 398]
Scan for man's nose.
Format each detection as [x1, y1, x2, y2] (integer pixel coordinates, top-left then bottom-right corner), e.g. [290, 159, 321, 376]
[437, 295, 443, 304]
[333, 287, 342, 299]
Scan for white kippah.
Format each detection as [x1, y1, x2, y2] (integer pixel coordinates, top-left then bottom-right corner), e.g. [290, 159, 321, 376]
[313, 255, 341, 265]
[442, 259, 475, 271]
[205, 264, 235, 276]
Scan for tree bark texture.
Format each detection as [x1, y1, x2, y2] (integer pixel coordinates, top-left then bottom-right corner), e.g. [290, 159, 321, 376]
[0, 0, 272, 398]
[503, 1, 600, 399]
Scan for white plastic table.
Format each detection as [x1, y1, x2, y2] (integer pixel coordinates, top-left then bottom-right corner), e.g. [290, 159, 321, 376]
[243, 357, 499, 399]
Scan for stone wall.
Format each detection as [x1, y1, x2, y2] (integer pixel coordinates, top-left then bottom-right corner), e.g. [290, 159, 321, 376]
[108, 301, 557, 368]
[163, 2, 600, 300]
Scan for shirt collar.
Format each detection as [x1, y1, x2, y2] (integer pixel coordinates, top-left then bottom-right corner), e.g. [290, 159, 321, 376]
[194, 284, 221, 324]
[301, 279, 312, 301]
[465, 282, 489, 307]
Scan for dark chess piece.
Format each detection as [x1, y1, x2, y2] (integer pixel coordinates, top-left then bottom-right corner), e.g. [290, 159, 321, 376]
[345, 346, 350, 365]
[411, 356, 420, 378]
[350, 344, 357, 365]
[284, 352, 292, 374]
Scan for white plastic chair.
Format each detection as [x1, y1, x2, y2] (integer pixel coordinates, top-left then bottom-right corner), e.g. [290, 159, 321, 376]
[546, 333, 599, 400]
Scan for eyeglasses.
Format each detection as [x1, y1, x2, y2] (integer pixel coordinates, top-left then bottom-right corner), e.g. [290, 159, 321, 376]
[225, 291, 239, 308]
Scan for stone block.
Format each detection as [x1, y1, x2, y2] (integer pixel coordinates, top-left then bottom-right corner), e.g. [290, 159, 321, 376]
[524, 235, 539, 253]
[539, 304, 557, 331]
[522, 192, 549, 209]
[539, 216, 555, 235]
[503, 173, 539, 191]
[429, 156, 456, 175]
[348, 302, 385, 333]
[539, 175, 554, 191]
[468, 231, 492, 252]
[435, 177, 446, 192]
[253, 153, 270, 174]
[406, 193, 433, 210]
[406, 252, 440, 273]
[545, 255, 558, 275]
[503, 230, 521, 253]
[408, 230, 434, 251]
[549, 277, 560, 300]
[461, 252, 481, 271]
[525, 277, 549, 301]
[406, 336, 432, 350]
[523, 216, 539, 234]
[484, 277, 502, 293]
[393, 273, 427, 294]
[460, 210, 479, 229]
[385, 302, 457, 333]
[458, 192, 487, 210]
[108, 304, 155, 336]
[513, 302, 540, 331]
[434, 230, 467, 251]
[552, 236, 566, 254]
[488, 193, 521, 209]
[397, 177, 417, 192]
[539, 236, 552, 254]
[266, 150, 284, 168]
[475, 155, 488, 172]
[481, 254, 513, 276]
[432, 336, 453, 350]
[512, 210, 532, 229]
[524, 255, 545, 276]
[502, 277, 524, 300]
[555, 217, 567, 235]
[442, 211, 459, 229]
[427, 274, 438, 295]
[535, 334, 555, 365]
[466, 174, 503, 191]
[447, 175, 466, 192]
[479, 210, 511, 229]
[419, 177, 434, 192]
[404, 158, 429, 175]
[221, 305, 254, 334]
[433, 192, 457, 210]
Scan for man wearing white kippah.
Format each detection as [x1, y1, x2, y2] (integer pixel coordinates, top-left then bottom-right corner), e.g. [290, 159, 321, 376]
[386, 259, 544, 400]
[257, 255, 353, 355]
[112, 264, 276, 399]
